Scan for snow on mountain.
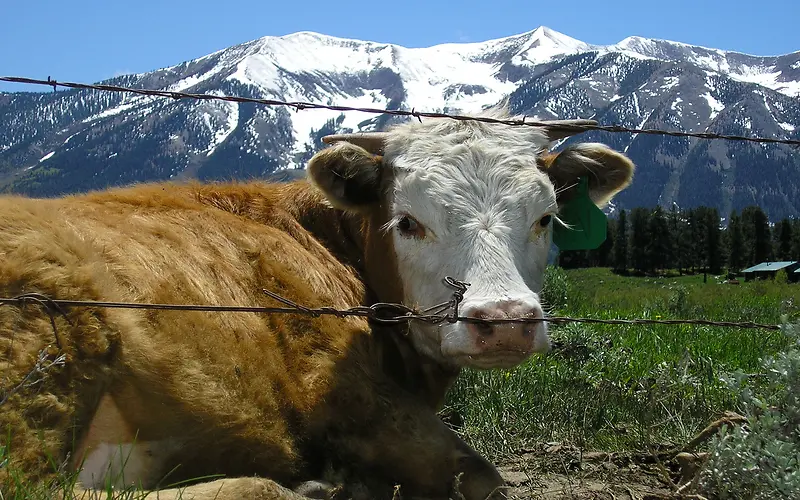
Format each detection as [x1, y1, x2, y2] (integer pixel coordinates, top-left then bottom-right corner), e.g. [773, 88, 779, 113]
[212, 26, 592, 161]
[608, 36, 800, 97]
[36, 26, 588, 168]
[105, 26, 798, 162]
[1, 26, 799, 219]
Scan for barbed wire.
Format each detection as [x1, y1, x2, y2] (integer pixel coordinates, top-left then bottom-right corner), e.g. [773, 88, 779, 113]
[0, 287, 783, 331]
[2, 75, 799, 147]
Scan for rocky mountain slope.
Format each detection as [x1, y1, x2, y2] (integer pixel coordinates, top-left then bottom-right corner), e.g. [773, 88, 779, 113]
[1, 26, 798, 218]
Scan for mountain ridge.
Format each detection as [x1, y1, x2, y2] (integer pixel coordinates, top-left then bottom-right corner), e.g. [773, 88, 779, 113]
[1, 26, 799, 219]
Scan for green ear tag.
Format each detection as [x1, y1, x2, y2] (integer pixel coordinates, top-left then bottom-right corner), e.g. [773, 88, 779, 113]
[552, 177, 608, 251]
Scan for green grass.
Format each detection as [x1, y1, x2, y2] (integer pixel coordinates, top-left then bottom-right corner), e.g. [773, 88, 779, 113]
[444, 267, 800, 461]
[5, 267, 799, 496]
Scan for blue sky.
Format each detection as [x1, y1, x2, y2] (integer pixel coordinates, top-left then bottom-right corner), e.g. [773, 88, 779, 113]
[2, 0, 798, 93]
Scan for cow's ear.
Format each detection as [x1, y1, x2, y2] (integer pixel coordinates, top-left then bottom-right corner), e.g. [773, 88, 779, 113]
[539, 143, 635, 207]
[307, 142, 384, 212]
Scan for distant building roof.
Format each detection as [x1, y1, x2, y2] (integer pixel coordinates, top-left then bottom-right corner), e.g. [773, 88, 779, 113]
[741, 261, 798, 273]
[795, 268, 800, 274]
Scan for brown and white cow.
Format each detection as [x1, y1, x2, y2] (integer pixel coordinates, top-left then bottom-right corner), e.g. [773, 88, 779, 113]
[0, 109, 634, 499]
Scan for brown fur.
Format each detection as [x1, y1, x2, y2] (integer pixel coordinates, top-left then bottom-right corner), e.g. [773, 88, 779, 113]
[0, 179, 501, 499]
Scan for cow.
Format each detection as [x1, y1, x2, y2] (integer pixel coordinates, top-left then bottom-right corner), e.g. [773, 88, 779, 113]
[0, 108, 635, 499]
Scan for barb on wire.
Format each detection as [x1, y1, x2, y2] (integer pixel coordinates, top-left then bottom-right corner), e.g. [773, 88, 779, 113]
[0, 283, 783, 331]
[443, 276, 469, 323]
[2, 75, 799, 146]
[10, 292, 73, 349]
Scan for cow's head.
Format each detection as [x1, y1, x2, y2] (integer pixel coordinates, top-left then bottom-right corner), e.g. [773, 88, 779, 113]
[307, 109, 634, 370]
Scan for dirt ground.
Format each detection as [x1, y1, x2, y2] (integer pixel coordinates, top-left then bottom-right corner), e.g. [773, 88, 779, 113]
[493, 442, 694, 500]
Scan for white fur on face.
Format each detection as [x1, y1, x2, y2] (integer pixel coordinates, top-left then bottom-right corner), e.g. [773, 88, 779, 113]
[382, 117, 556, 369]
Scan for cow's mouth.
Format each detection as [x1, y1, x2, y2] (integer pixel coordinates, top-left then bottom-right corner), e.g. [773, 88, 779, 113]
[454, 349, 535, 370]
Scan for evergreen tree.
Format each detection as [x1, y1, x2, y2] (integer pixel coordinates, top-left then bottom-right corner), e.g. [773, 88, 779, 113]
[675, 208, 694, 274]
[646, 206, 673, 272]
[792, 219, 800, 261]
[668, 204, 684, 273]
[554, 205, 794, 273]
[587, 218, 615, 267]
[776, 218, 793, 261]
[741, 207, 756, 267]
[629, 207, 651, 273]
[753, 209, 772, 264]
[686, 208, 706, 272]
[705, 207, 723, 274]
[741, 206, 772, 265]
[612, 210, 628, 273]
[558, 249, 589, 269]
[727, 211, 745, 273]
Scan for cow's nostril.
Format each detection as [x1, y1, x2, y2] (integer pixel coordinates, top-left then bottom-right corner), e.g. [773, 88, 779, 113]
[474, 321, 494, 337]
[523, 324, 537, 337]
[521, 309, 542, 337]
[465, 301, 544, 341]
[466, 308, 495, 337]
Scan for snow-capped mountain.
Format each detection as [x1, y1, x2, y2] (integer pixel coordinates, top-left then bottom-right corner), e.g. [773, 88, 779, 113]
[1, 26, 799, 219]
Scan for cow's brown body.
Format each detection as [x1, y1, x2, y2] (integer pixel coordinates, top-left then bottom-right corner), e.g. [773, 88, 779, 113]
[0, 112, 635, 499]
[0, 181, 495, 499]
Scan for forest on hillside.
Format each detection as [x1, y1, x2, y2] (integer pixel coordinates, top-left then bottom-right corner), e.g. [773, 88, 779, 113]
[558, 205, 800, 276]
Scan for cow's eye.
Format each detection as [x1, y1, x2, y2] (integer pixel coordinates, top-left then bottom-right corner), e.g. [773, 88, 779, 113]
[531, 213, 554, 240]
[397, 215, 426, 239]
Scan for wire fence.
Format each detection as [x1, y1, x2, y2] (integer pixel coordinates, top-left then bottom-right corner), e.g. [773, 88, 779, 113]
[2, 75, 800, 147]
[0, 75, 793, 337]
[0, 280, 784, 335]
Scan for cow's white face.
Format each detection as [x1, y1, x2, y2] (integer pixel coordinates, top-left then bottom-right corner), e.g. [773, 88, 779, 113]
[308, 112, 634, 370]
[383, 126, 555, 368]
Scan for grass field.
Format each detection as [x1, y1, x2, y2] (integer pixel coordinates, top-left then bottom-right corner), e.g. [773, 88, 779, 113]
[444, 267, 800, 463]
[4, 267, 798, 498]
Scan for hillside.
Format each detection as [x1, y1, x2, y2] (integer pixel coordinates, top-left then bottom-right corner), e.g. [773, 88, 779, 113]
[1, 26, 799, 218]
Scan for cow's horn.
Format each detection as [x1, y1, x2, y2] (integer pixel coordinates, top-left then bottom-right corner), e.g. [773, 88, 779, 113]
[539, 119, 598, 141]
[322, 132, 389, 155]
